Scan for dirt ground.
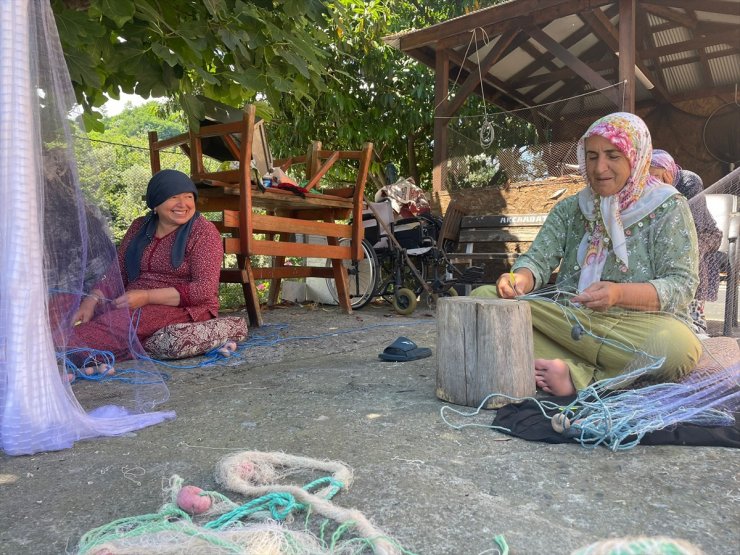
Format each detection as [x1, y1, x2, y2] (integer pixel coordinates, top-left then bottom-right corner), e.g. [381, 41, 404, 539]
[1, 300, 739, 555]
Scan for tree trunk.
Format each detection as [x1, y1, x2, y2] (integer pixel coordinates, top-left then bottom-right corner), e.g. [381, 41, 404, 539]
[436, 297, 535, 409]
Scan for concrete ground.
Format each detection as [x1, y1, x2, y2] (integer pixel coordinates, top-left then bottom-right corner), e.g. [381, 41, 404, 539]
[0, 301, 738, 555]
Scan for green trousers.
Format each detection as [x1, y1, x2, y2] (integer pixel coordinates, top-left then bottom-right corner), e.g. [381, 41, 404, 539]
[470, 286, 702, 390]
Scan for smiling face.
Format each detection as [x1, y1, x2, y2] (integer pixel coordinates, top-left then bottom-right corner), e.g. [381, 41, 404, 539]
[155, 192, 196, 230]
[584, 135, 632, 197]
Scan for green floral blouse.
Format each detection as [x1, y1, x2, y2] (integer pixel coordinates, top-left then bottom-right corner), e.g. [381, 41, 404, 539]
[512, 194, 699, 323]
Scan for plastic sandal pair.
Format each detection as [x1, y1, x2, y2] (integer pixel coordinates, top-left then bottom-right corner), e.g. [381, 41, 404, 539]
[378, 336, 432, 362]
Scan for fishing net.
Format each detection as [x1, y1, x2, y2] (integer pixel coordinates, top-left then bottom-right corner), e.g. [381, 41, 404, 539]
[0, 0, 173, 456]
[75, 451, 410, 555]
[441, 83, 739, 448]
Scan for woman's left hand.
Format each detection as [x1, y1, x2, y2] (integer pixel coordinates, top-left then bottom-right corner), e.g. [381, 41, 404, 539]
[571, 281, 620, 311]
[113, 290, 151, 310]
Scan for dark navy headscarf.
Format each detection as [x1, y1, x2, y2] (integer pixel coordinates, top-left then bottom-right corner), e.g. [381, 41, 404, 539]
[124, 169, 200, 281]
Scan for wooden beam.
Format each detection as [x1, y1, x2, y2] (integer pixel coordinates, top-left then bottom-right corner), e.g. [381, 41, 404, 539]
[526, 26, 621, 107]
[528, 39, 616, 113]
[653, 47, 738, 71]
[444, 30, 521, 117]
[505, 4, 619, 102]
[446, 48, 542, 113]
[445, 58, 536, 114]
[433, 47, 449, 194]
[398, 0, 605, 51]
[640, 29, 740, 59]
[641, 0, 740, 16]
[618, 0, 636, 113]
[686, 9, 717, 90]
[642, 4, 697, 29]
[582, 8, 670, 103]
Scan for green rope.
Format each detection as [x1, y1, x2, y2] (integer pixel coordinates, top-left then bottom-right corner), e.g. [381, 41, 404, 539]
[76, 504, 244, 555]
[493, 534, 509, 555]
[204, 476, 344, 530]
[77, 475, 419, 555]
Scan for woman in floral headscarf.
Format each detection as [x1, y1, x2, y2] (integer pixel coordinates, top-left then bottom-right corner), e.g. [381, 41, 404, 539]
[650, 149, 722, 335]
[472, 113, 701, 396]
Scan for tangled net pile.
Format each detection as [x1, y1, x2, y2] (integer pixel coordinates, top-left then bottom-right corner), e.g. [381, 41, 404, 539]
[75, 451, 412, 555]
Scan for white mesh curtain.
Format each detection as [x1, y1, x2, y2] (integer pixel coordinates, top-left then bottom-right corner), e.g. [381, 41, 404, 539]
[0, 0, 173, 456]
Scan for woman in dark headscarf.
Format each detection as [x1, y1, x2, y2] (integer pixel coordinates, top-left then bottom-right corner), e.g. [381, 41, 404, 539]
[650, 149, 722, 334]
[69, 170, 223, 362]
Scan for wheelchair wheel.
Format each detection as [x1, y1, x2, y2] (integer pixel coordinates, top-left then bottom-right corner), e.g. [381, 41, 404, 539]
[420, 283, 458, 310]
[393, 287, 418, 315]
[325, 238, 379, 309]
[379, 252, 427, 304]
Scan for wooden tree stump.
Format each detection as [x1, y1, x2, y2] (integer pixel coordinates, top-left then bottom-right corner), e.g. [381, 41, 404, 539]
[436, 297, 535, 409]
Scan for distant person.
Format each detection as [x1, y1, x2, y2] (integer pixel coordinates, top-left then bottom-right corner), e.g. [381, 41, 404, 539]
[471, 113, 700, 396]
[67, 170, 224, 367]
[650, 149, 722, 335]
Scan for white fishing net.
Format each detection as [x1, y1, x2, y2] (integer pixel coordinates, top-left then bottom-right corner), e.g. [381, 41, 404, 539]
[0, 0, 173, 456]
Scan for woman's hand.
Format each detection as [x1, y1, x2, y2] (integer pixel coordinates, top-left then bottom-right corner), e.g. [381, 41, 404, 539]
[495, 269, 534, 299]
[71, 290, 103, 325]
[571, 281, 620, 311]
[113, 290, 151, 310]
[572, 281, 661, 312]
[71, 303, 96, 325]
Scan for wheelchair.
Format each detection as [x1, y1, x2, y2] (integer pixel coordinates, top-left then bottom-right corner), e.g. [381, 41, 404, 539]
[325, 201, 483, 314]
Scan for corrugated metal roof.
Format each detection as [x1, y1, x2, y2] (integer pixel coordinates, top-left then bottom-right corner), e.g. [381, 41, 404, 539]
[392, 0, 740, 119]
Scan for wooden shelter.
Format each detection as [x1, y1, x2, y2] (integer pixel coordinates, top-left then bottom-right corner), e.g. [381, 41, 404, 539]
[387, 0, 740, 191]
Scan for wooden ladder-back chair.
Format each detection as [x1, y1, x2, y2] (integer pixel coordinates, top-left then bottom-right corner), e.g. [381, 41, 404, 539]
[148, 104, 373, 328]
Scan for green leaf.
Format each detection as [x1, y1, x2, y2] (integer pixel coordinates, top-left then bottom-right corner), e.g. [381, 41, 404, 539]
[82, 111, 105, 133]
[228, 69, 265, 92]
[151, 43, 180, 67]
[203, 0, 228, 17]
[194, 67, 220, 86]
[131, 0, 163, 25]
[180, 93, 206, 123]
[100, 0, 136, 27]
[65, 49, 103, 89]
[276, 49, 310, 79]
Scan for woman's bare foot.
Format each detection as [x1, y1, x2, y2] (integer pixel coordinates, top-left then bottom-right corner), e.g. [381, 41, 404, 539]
[534, 358, 576, 396]
[83, 363, 115, 377]
[216, 340, 238, 358]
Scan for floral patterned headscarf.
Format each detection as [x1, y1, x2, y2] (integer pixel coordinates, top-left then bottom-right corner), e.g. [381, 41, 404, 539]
[576, 112, 671, 291]
[650, 149, 681, 186]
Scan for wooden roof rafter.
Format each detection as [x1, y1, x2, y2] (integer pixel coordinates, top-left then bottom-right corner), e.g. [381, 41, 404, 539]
[642, 0, 740, 15]
[399, 0, 613, 52]
[442, 29, 522, 117]
[582, 8, 671, 102]
[434, 50, 527, 117]
[388, 0, 740, 193]
[642, 4, 696, 28]
[445, 45, 543, 116]
[498, 5, 621, 105]
[687, 9, 718, 90]
[525, 26, 622, 107]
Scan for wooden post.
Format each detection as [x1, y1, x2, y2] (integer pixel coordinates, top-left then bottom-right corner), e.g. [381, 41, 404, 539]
[618, 0, 636, 113]
[436, 297, 535, 409]
[432, 47, 449, 197]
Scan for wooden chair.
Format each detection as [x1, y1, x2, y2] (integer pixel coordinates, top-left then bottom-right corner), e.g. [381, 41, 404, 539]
[148, 104, 373, 327]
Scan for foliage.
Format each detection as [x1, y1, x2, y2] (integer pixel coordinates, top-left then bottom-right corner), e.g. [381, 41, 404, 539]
[55, 0, 513, 191]
[74, 102, 187, 241]
[53, 0, 334, 132]
[268, 0, 500, 189]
